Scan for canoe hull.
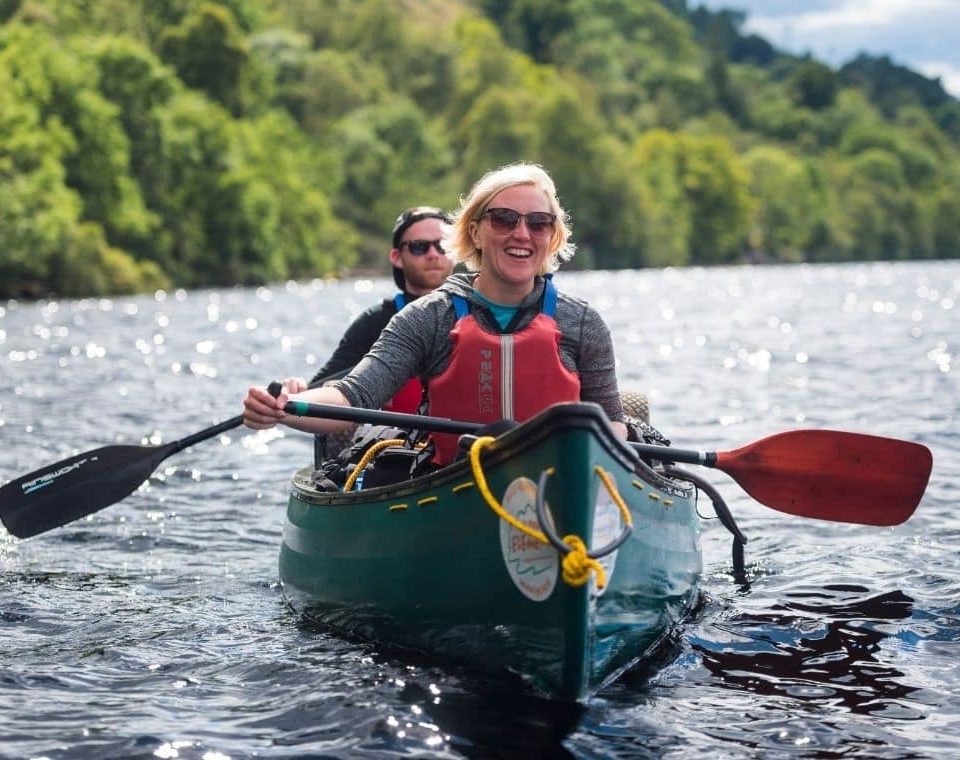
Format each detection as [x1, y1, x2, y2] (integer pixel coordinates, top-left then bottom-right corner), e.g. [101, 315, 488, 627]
[280, 403, 701, 700]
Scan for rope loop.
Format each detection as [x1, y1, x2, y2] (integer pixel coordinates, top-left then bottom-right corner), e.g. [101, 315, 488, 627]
[342, 438, 405, 491]
[536, 467, 634, 561]
[468, 436, 548, 544]
[468, 437, 631, 591]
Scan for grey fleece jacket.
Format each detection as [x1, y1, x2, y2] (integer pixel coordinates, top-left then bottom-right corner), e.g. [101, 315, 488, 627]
[332, 273, 625, 424]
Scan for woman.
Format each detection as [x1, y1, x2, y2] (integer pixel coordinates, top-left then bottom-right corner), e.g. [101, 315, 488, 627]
[243, 163, 626, 464]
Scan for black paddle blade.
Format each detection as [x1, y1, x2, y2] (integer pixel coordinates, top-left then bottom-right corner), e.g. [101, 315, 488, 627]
[0, 415, 244, 540]
[0, 443, 173, 539]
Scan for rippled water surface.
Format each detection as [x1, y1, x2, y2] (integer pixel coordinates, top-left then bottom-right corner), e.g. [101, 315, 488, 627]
[1, 261, 957, 758]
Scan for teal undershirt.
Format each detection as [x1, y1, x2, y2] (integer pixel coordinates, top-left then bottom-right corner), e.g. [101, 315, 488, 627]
[472, 289, 520, 331]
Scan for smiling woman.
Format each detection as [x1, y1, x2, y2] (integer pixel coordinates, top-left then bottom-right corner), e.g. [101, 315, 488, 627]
[242, 162, 629, 465]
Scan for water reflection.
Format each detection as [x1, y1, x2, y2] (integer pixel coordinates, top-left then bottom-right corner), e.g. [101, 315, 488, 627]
[399, 678, 584, 759]
[2, 262, 958, 757]
[691, 585, 921, 718]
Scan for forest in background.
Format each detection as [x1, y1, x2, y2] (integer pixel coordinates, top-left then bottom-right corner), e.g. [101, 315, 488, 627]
[2, 0, 959, 298]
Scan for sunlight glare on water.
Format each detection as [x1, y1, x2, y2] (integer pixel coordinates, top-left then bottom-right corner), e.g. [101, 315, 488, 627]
[0, 261, 957, 758]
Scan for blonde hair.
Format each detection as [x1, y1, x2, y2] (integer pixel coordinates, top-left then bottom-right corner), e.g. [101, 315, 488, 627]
[443, 163, 575, 274]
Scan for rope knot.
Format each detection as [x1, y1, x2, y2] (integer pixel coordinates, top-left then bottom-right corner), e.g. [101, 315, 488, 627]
[561, 535, 607, 589]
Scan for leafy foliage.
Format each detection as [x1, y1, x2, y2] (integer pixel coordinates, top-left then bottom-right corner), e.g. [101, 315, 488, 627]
[0, 0, 958, 297]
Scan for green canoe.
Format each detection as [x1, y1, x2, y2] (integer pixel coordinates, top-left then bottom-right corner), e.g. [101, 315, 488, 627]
[279, 402, 702, 701]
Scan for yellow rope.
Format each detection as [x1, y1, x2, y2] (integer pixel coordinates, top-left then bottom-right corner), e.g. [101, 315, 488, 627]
[467, 437, 614, 590]
[559, 535, 605, 588]
[593, 465, 633, 528]
[468, 437, 547, 543]
[342, 438, 405, 492]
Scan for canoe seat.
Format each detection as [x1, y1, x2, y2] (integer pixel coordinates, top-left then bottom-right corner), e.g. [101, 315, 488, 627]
[621, 389, 671, 449]
[621, 389, 649, 424]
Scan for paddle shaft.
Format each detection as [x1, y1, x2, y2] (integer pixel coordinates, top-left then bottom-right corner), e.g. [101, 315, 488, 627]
[286, 400, 717, 464]
[285, 400, 931, 526]
[286, 400, 481, 434]
[170, 414, 244, 452]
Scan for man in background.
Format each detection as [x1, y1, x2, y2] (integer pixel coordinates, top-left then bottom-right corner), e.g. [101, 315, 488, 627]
[281, 207, 452, 461]
[304, 206, 452, 408]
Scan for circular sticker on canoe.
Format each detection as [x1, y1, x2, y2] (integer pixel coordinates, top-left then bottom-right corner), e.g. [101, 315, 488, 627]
[499, 477, 558, 602]
[592, 483, 623, 596]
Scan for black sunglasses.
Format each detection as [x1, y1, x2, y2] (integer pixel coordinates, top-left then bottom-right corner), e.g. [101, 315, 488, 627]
[400, 239, 445, 256]
[480, 208, 556, 236]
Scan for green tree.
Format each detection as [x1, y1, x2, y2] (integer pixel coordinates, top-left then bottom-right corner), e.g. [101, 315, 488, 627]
[51, 221, 169, 296]
[143, 91, 232, 282]
[535, 84, 647, 268]
[0, 67, 82, 296]
[743, 145, 825, 261]
[629, 130, 693, 266]
[158, 2, 266, 116]
[0, 22, 156, 255]
[788, 58, 838, 110]
[480, 0, 575, 62]
[330, 97, 455, 262]
[229, 111, 356, 282]
[551, 0, 701, 127]
[256, 39, 389, 137]
[455, 87, 541, 181]
[447, 16, 531, 127]
[680, 134, 753, 263]
[631, 130, 752, 265]
[2, 0, 960, 298]
[929, 182, 960, 258]
[824, 149, 916, 260]
[839, 121, 939, 187]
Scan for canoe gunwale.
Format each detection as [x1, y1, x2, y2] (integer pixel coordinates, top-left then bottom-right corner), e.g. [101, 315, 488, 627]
[290, 401, 694, 506]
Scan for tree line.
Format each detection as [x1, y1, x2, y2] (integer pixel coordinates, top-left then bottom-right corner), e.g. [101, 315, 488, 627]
[1, 0, 958, 298]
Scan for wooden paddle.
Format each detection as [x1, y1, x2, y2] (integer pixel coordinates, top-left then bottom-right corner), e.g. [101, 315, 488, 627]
[630, 430, 932, 527]
[0, 398, 931, 539]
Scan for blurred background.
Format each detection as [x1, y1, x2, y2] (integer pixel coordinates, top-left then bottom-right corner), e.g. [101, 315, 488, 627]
[2, 0, 958, 300]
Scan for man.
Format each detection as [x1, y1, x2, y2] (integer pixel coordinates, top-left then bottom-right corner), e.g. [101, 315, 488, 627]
[284, 206, 453, 413]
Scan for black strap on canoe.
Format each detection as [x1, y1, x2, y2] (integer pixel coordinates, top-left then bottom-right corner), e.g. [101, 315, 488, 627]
[662, 465, 748, 586]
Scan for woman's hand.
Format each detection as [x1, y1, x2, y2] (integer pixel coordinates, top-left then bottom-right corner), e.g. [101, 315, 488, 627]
[242, 384, 288, 429]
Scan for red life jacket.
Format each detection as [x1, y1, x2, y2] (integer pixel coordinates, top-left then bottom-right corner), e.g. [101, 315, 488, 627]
[382, 292, 424, 414]
[383, 377, 423, 414]
[427, 279, 580, 464]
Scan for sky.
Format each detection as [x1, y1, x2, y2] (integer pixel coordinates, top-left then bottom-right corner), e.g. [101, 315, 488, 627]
[695, 0, 960, 99]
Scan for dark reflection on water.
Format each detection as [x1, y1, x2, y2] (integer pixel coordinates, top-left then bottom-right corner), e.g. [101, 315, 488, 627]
[693, 586, 920, 718]
[1, 262, 959, 757]
[399, 680, 585, 759]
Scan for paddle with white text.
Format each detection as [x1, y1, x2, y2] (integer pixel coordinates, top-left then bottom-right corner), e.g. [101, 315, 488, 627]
[0, 383, 283, 539]
[0, 414, 244, 539]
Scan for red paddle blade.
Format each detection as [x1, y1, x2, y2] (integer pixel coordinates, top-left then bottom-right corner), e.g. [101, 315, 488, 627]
[714, 430, 933, 526]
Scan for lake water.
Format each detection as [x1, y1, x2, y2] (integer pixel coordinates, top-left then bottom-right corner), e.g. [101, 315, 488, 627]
[1, 261, 957, 759]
